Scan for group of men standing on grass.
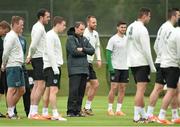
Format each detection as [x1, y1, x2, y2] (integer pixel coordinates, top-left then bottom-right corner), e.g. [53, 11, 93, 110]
[0, 6, 180, 125]
[0, 8, 101, 121]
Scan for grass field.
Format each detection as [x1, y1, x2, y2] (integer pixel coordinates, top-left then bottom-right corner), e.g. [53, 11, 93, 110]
[0, 96, 179, 126]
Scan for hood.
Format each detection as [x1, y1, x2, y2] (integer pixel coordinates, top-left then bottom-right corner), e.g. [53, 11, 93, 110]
[67, 27, 75, 36]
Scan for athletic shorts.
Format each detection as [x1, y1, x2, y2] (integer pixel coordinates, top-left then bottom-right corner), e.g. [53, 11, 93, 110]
[31, 57, 44, 80]
[162, 67, 180, 89]
[43, 67, 61, 88]
[0, 71, 7, 94]
[110, 69, 129, 83]
[131, 65, 150, 83]
[87, 63, 97, 81]
[155, 63, 166, 85]
[6, 66, 25, 87]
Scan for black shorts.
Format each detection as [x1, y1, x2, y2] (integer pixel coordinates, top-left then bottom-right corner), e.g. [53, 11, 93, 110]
[43, 67, 61, 88]
[131, 65, 150, 83]
[31, 57, 44, 80]
[0, 71, 7, 94]
[110, 69, 129, 83]
[87, 63, 97, 81]
[155, 63, 166, 85]
[162, 67, 180, 89]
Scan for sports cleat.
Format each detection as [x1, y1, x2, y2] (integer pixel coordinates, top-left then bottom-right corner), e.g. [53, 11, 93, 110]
[107, 110, 115, 116]
[76, 112, 87, 117]
[7, 114, 20, 119]
[82, 108, 94, 116]
[133, 118, 149, 123]
[156, 118, 173, 125]
[148, 115, 158, 122]
[171, 118, 180, 124]
[28, 114, 47, 120]
[41, 114, 52, 120]
[115, 111, 126, 116]
[0, 112, 6, 118]
[51, 116, 67, 121]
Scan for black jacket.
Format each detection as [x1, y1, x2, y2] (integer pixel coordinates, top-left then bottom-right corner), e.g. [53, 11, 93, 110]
[66, 27, 95, 76]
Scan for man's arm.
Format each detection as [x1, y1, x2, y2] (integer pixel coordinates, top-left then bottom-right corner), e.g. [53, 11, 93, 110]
[46, 35, 59, 75]
[140, 29, 156, 72]
[66, 36, 86, 57]
[2, 36, 14, 70]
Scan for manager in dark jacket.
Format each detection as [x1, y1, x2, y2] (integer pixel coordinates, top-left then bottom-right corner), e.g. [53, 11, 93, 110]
[66, 21, 95, 117]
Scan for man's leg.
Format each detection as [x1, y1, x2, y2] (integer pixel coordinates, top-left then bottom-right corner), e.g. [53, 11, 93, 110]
[77, 74, 87, 116]
[85, 80, 99, 108]
[134, 82, 147, 121]
[22, 70, 31, 117]
[7, 86, 25, 118]
[115, 83, 126, 116]
[67, 75, 81, 116]
[107, 82, 117, 116]
[42, 87, 50, 116]
[147, 83, 163, 118]
[158, 88, 176, 120]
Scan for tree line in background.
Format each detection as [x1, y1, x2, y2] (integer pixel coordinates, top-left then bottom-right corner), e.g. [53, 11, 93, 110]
[0, 0, 179, 35]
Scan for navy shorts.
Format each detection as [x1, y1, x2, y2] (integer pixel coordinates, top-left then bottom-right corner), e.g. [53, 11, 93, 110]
[43, 67, 61, 89]
[6, 66, 25, 87]
[131, 66, 150, 83]
[87, 63, 97, 81]
[110, 69, 129, 83]
[31, 57, 44, 80]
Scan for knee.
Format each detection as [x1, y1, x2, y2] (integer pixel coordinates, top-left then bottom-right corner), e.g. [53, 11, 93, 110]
[19, 87, 26, 96]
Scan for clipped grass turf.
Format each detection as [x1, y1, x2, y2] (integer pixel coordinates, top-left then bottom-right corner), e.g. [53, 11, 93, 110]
[0, 96, 179, 126]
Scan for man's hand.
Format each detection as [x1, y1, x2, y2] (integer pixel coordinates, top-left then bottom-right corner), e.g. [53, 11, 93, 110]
[96, 60, 102, 68]
[77, 47, 83, 52]
[26, 56, 31, 64]
[1, 64, 5, 72]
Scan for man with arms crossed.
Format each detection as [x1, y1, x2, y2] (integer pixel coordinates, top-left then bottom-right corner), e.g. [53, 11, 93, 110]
[126, 7, 156, 123]
[26, 8, 50, 119]
[83, 15, 101, 115]
[1, 16, 25, 119]
[147, 8, 180, 122]
[106, 21, 128, 116]
[156, 17, 180, 125]
[42, 16, 67, 121]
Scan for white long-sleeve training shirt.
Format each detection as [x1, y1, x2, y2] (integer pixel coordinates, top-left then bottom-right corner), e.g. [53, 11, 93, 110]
[106, 34, 128, 70]
[154, 21, 174, 64]
[161, 27, 180, 68]
[126, 20, 156, 72]
[28, 21, 46, 58]
[43, 29, 63, 74]
[83, 28, 101, 63]
[2, 30, 24, 67]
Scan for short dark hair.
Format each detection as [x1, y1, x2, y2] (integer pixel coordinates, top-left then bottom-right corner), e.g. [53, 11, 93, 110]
[37, 8, 49, 19]
[168, 8, 179, 19]
[74, 21, 85, 28]
[11, 16, 24, 27]
[138, 7, 151, 18]
[53, 16, 65, 26]
[86, 15, 96, 22]
[0, 20, 10, 30]
[117, 20, 126, 27]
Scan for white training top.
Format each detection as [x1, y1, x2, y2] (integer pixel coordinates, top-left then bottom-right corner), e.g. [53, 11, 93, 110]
[126, 20, 156, 72]
[28, 21, 46, 58]
[43, 29, 63, 74]
[160, 27, 180, 68]
[154, 21, 174, 64]
[83, 28, 101, 63]
[2, 30, 24, 67]
[106, 34, 128, 70]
